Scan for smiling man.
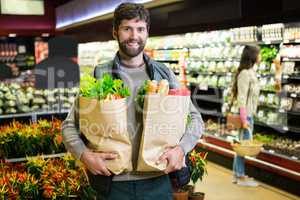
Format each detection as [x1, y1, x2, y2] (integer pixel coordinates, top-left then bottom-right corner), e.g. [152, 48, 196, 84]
[62, 2, 204, 200]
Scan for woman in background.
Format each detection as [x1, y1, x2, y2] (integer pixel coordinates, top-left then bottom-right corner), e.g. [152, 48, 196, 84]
[231, 45, 261, 187]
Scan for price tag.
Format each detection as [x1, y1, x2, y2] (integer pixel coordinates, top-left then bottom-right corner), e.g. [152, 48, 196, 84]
[264, 40, 271, 45]
[269, 150, 275, 154]
[283, 40, 289, 43]
[291, 156, 298, 160]
[199, 84, 208, 91]
[283, 75, 289, 79]
[295, 39, 300, 43]
[279, 109, 285, 113]
[283, 58, 289, 61]
[291, 93, 297, 98]
[283, 126, 289, 131]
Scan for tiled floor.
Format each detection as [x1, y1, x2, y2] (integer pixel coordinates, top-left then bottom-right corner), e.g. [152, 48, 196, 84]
[194, 162, 300, 200]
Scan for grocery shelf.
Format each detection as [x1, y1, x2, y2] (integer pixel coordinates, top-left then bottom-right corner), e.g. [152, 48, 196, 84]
[200, 135, 300, 177]
[4, 153, 67, 163]
[199, 110, 224, 117]
[261, 39, 283, 45]
[288, 111, 300, 116]
[286, 74, 300, 81]
[232, 40, 281, 45]
[196, 95, 223, 103]
[258, 104, 279, 110]
[188, 71, 233, 76]
[282, 57, 300, 62]
[0, 110, 70, 121]
[256, 73, 276, 78]
[155, 59, 179, 63]
[254, 120, 300, 134]
[278, 109, 300, 116]
[278, 91, 300, 99]
[187, 58, 240, 62]
[260, 89, 277, 93]
[283, 39, 300, 44]
[188, 82, 225, 91]
[151, 47, 188, 51]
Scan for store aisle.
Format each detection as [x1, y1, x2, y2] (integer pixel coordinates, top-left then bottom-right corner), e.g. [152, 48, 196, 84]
[194, 162, 300, 200]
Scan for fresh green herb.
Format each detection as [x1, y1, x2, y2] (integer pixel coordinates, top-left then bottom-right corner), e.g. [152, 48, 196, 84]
[80, 73, 130, 100]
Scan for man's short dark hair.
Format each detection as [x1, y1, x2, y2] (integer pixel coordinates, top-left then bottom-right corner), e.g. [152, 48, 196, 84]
[113, 2, 150, 31]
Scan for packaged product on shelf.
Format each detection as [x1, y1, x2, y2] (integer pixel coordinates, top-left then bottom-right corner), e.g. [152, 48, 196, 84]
[136, 80, 190, 171]
[263, 137, 300, 159]
[79, 73, 132, 175]
[282, 62, 295, 75]
[292, 100, 300, 112]
[280, 97, 294, 111]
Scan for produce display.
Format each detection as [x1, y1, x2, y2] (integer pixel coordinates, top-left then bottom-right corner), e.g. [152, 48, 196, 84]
[0, 83, 78, 115]
[152, 49, 188, 61]
[261, 23, 283, 41]
[279, 97, 294, 111]
[283, 26, 300, 41]
[282, 84, 300, 94]
[189, 45, 243, 60]
[0, 155, 94, 199]
[257, 134, 300, 159]
[78, 41, 117, 66]
[187, 60, 239, 73]
[282, 62, 297, 75]
[258, 93, 280, 108]
[0, 119, 64, 159]
[204, 119, 300, 160]
[256, 109, 286, 125]
[230, 26, 258, 43]
[280, 45, 300, 58]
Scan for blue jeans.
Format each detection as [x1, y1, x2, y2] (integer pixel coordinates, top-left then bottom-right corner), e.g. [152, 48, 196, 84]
[233, 117, 253, 177]
[96, 175, 173, 200]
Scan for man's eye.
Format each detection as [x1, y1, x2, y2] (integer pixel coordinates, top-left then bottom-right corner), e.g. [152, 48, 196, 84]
[138, 27, 145, 32]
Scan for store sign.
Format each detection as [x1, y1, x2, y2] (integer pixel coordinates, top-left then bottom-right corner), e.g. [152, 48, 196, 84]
[1, 0, 44, 15]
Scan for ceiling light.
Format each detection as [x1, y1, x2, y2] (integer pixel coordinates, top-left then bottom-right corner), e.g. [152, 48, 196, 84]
[8, 33, 17, 37]
[42, 33, 50, 37]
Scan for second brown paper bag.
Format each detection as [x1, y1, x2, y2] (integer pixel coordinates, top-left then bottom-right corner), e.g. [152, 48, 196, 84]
[137, 94, 190, 171]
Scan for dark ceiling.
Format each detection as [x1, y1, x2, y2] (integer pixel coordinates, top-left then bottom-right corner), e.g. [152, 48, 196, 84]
[60, 0, 300, 43]
[52, 0, 73, 8]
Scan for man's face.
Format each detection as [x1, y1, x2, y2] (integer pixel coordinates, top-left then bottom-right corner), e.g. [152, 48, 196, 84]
[114, 18, 148, 58]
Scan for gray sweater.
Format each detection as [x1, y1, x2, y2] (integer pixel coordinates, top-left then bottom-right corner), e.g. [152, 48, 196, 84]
[62, 53, 204, 181]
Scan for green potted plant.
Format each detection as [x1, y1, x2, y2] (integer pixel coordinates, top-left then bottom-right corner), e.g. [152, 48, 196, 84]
[186, 149, 208, 200]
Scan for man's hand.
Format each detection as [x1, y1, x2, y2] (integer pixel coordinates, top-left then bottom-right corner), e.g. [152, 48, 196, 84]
[157, 145, 185, 174]
[81, 150, 117, 176]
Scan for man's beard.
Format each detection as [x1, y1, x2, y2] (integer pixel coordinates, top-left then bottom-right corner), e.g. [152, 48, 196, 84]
[118, 38, 146, 58]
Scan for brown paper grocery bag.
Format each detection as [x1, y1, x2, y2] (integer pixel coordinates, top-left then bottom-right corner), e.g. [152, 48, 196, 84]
[79, 96, 132, 175]
[137, 94, 190, 171]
